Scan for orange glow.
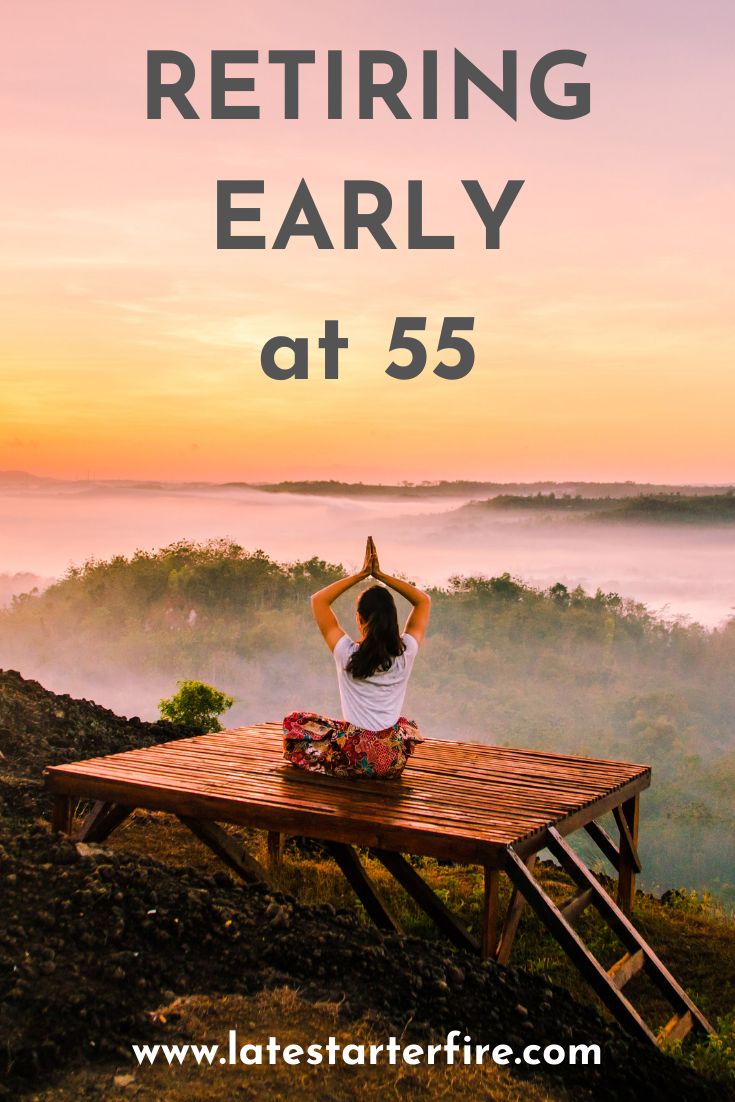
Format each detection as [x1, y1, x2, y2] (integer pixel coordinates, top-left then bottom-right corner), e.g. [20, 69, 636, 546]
[2, 2, 733, 481]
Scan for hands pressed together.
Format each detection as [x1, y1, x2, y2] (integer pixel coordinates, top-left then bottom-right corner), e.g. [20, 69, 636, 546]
[310, 536, 430, 649]
[360, 536, 382, 580]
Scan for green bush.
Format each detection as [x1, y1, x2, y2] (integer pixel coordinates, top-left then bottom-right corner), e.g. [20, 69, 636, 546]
[673, 1013, 735, 1085]
[159, 679, 234, 733]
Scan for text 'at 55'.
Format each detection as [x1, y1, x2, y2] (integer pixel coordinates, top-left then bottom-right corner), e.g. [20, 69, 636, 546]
[260, 318, 476, 381]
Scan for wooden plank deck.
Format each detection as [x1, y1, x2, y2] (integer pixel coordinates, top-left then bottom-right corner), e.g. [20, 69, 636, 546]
[45, 725, 715, 1045]
[45, 723, 651, 866]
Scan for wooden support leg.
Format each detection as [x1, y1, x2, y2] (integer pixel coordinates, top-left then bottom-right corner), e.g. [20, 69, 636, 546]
[178, 817, 267, 885]
[267, 831, 284, 869]
[496, 853, 537, 965]
[75, 801, 134, 843]
[616, 795, 640, 915]
[583, 819, 620, 872]
[325, 842, 402, 933]
[481, 867, 499, 960]
[51, 794, 73, 835]
[372, 849, 478, 953]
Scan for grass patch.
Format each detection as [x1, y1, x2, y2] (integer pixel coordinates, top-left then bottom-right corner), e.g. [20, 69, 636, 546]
[32, 988, 572, 1102]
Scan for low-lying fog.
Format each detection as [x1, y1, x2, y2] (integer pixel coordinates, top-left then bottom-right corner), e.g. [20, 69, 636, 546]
[2, 481, 734, 626]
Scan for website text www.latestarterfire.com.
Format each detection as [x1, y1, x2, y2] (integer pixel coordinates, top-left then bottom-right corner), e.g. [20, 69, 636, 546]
[132, 1030, 601, 1069]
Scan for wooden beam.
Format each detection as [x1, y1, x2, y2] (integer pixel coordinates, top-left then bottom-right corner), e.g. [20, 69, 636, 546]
[75, 801, 134, 843]
[559, 887, 595, 926]
[615, 795, 641, 914]
[496, 853, 537, 965]
[583, 819, 620, 870]
[325, 843, 402, 933]
[178, 816, 267, 885]
[613, 805, 642, 871]
[371, 849, 478, 953]
[659, 1011, 694, 1044]
[267, 831, 285, 869]
[545, 827, 713, 1036]
[482, 867, 500, 960]
[510, 775, 652, 864]
[546, 772, 652, 842]
[51, 794, 73, 835]
[504, 844, 656, 1046]
[608, 949, 645, 990]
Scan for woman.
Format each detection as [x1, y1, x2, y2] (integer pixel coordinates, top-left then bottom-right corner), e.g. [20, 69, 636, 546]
[283, 537, 431, 779]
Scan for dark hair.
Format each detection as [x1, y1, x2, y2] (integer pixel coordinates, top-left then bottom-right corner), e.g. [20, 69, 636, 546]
[346, 585, 405, 680]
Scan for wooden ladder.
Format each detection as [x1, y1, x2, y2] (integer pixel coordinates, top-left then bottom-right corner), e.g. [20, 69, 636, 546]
[504, 826, 713, 1046]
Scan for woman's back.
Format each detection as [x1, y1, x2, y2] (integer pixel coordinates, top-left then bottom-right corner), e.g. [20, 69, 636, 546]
[333, 631, 419, 731]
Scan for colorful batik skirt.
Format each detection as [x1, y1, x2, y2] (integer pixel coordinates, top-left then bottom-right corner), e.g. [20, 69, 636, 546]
[282, 711, 422, 780]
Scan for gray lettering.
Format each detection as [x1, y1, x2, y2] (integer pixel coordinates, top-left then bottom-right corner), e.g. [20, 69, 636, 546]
[530, 50, 590, 119]
[462, 179, 524, 248]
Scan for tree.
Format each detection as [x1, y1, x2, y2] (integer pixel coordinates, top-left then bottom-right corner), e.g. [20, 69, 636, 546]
[549, 582, 570, 606]
[159, 679, 234, 733]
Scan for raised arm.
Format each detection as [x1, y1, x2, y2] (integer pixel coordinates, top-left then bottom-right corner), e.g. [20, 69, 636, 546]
[370, 540, 431, 644]
[310, 540, 372, 652]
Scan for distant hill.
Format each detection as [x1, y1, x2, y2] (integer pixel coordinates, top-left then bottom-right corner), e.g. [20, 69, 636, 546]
[3, 471, 734, 502]
[458, 492, 735, 524]
[461, 493, 612, 512]
[0, 470, 52, 487]
[247, 479, 735, 500]
[596, 493, 735, 523]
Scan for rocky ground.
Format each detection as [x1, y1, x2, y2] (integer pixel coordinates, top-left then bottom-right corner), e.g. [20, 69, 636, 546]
[0, 668, 730, 1100]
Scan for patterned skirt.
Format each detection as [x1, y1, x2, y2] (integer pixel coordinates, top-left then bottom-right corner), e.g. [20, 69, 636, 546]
[282, 710, 422, 780]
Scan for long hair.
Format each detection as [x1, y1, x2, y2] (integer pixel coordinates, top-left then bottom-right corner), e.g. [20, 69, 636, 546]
[346, 585, 406, 680]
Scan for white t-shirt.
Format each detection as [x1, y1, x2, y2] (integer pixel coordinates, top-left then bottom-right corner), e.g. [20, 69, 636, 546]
[333, 632, 419, 732]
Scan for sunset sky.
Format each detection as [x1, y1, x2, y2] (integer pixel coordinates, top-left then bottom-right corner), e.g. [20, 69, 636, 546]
[2, 1, 733, 483]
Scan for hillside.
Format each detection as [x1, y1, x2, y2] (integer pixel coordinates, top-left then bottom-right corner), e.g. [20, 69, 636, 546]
[1, 541, 734, 906]
[3, 470, 733, 501]
[1, 669, 733, 1099]
[459, 493, 735, 524]
[250, 480, 735, 500]
[597, 494, 735, 524]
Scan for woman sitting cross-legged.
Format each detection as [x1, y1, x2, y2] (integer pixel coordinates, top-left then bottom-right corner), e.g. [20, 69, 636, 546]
[283, 537, 431, 779]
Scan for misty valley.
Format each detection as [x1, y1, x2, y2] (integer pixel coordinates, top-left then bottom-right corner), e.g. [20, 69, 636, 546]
[1, 479, 734, 909]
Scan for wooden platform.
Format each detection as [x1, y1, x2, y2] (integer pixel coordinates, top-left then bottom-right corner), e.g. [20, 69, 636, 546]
[45, 724, 650, 865]
[45, 725, 712, 1046]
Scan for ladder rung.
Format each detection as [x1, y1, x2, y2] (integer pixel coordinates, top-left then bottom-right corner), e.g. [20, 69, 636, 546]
[608, 949, 645, 989]
[559, 886, 596, 925]
[659, 1010, 694, 1044]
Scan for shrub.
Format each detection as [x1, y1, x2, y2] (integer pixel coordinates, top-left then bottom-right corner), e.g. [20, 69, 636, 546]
[159, 679, 234, 733]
